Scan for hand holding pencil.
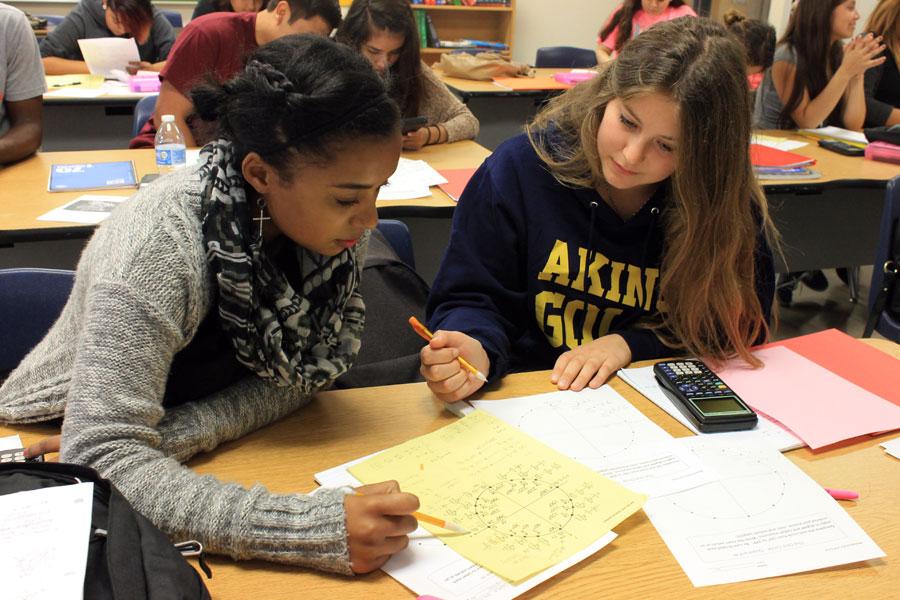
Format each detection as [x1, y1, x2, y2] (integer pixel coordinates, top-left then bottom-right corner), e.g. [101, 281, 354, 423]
[412, 316, 491, 404]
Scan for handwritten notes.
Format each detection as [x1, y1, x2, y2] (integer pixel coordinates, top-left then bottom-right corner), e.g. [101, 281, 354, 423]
[349, 410, 645, 583]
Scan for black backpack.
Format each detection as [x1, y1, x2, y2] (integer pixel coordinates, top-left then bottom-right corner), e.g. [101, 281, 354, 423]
[0, 462, 212, 600]
[864, 214, 900, 337]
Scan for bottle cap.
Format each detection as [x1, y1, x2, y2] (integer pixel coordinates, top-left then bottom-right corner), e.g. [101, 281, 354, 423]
[161, 114, 175, 122]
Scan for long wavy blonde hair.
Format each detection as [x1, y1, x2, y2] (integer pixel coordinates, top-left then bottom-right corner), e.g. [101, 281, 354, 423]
[527, 17, 777, 367]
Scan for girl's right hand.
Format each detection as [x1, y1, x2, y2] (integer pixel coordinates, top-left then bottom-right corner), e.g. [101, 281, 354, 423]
[344, 481, 420, 574]
[840, 34, 887, 78]
[420, 330, 489, 403]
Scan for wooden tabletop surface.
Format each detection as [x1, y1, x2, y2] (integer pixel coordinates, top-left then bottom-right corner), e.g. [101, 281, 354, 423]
[3, 339, 897, 599]
[0, 141, 491, 239]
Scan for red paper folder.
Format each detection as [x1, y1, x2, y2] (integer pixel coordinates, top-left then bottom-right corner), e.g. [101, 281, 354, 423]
[761, 329, 899, 406]
[437, 168, 477, 201]
[750, 144, 816, 168]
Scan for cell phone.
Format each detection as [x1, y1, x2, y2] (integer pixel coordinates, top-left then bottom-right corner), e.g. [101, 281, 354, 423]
[0, 448, 44, 463]
[818, 139, 865, 157]
[653, 359, 758, 433]
[402, 116, 428, 133]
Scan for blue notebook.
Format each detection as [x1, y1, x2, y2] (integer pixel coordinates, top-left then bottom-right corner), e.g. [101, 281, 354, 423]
[48, 161, 138, 192]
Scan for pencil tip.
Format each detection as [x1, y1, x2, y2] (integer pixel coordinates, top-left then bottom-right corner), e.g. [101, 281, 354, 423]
[476, 372, 488, 383]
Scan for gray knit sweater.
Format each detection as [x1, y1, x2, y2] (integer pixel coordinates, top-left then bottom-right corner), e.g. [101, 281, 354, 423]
[0, 168, 358, 575]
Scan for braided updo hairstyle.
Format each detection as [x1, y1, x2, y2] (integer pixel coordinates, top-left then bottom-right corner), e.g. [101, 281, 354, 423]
[191, 34, 401, 178]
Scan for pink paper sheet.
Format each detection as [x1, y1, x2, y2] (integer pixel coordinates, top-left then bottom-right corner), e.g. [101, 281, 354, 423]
[715, 346, 900, 449]
[763, 329, 900, 406]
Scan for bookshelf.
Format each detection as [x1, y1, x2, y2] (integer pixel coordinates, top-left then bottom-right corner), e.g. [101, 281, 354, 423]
[411, 1, 516, 66]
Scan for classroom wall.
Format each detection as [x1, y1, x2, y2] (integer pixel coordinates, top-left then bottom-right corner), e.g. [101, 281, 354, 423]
[512, 0, 616, 64]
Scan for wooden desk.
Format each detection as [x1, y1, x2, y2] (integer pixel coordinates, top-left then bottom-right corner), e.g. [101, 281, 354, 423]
[436, 67, 570, 150]
[3, 339, 897, 599]
[757, 131, 899, 272]
[436, 68, 568, 99]
[0, 141, 491, 245]
[42, 76, 154, 151]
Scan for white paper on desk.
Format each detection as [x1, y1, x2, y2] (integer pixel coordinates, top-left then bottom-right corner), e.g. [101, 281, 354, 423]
[43, 86, 106, 99]
[879, 435, 900, 459]
[377, 157, 447, 201]
[77, 37, 140, 79]
[0, 434, 23, 450]
[750, 134, 808, 151]
[470, 387, 713, 498]
[801, 126, 868, 145]
[644, 436, 884, 587]
[617, 366, 804, 452]
[316, 458, 617, 600]
[0, 482, 94, 600]
[38, 194, 129, 224]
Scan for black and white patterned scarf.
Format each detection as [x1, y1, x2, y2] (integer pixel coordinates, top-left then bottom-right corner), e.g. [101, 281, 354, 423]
[198, 139, 366, 394]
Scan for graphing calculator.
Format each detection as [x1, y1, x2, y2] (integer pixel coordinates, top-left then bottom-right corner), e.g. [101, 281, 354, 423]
[0, 448, 43, 463]
[653, 360, 758, 433]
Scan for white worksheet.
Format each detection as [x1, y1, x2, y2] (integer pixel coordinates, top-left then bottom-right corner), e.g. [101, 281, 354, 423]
[38, 194, 129, 225]
[0, 435, 23, 451]
[377, 158, 447, 201]
[881, 435, 900, 459]
[77, 37, 140, 79]
[0, 482, 95, 600]
[643, 437, 884, 587]
[617, 366, 804, 452]
[470, 387, 712, 498]
[315, 460, 616, 600]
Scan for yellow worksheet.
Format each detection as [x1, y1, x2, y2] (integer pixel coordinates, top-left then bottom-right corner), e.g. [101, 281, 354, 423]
[348, 410, 646, 583]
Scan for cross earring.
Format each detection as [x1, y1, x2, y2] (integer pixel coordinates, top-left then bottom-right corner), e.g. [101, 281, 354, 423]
[253, 197, 271, 241]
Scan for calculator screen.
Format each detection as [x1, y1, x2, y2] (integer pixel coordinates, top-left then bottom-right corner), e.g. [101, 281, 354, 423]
[693, 396, 746, 415]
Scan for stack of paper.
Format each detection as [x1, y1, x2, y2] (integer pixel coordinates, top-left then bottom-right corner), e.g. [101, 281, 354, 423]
[377, 158, 447, 201]
[750, 144, 819, 180]
[714, 346, 900, 449]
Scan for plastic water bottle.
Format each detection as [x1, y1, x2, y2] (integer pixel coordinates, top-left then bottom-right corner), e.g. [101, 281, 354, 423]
[155, 114, 186, 173]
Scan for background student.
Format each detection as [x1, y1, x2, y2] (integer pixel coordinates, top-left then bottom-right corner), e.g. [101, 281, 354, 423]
[863, 0, 900, 126]
[420, 18, 776, 403]
[753, 0, 885, 131]
[596, 0, 696, 63]
[192, 0, 264, 21]
[0, 2, 45, 163]
[2, 35, 419, 576]
[724, 9, 776, 91]
[336, 0, 478, 150]
[130, 0, 340, 148]
[753, 0, 885, 304]
[40, 0, 175, 75]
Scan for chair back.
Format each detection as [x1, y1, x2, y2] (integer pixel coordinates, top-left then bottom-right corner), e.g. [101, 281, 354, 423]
[867, 176, 900, 341]
[161, 10, 183, 28]
[0, 268, 75, 372]
[376, 219, 415, 269]
[132, 94, 158, 137]
[535, 46, 597, 69]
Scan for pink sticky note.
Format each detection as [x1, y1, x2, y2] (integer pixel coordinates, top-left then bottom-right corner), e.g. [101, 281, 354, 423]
[715, 346, 900, 449]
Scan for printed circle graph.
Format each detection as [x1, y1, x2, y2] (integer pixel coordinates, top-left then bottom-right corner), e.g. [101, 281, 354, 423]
[473, 477, 575, 538]
[516, 397, 637, 462]
[670, 446, 788, 519]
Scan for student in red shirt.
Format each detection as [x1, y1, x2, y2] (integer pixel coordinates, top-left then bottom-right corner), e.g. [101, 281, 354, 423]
[130, 0, 340, 148]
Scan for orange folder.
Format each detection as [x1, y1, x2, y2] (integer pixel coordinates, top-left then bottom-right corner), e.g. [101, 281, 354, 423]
[492, 76, 571, 91]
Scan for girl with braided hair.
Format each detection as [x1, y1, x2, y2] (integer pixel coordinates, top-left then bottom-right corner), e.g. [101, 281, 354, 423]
[1, 35, 417, 575]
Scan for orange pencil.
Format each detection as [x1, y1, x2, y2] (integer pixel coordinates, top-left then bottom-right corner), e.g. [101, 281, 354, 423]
[353, 492, 467, 532]
[408, 316, 488, 383]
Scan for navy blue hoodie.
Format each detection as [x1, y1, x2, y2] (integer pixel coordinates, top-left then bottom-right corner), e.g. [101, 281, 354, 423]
[427, 132, 775, 380]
